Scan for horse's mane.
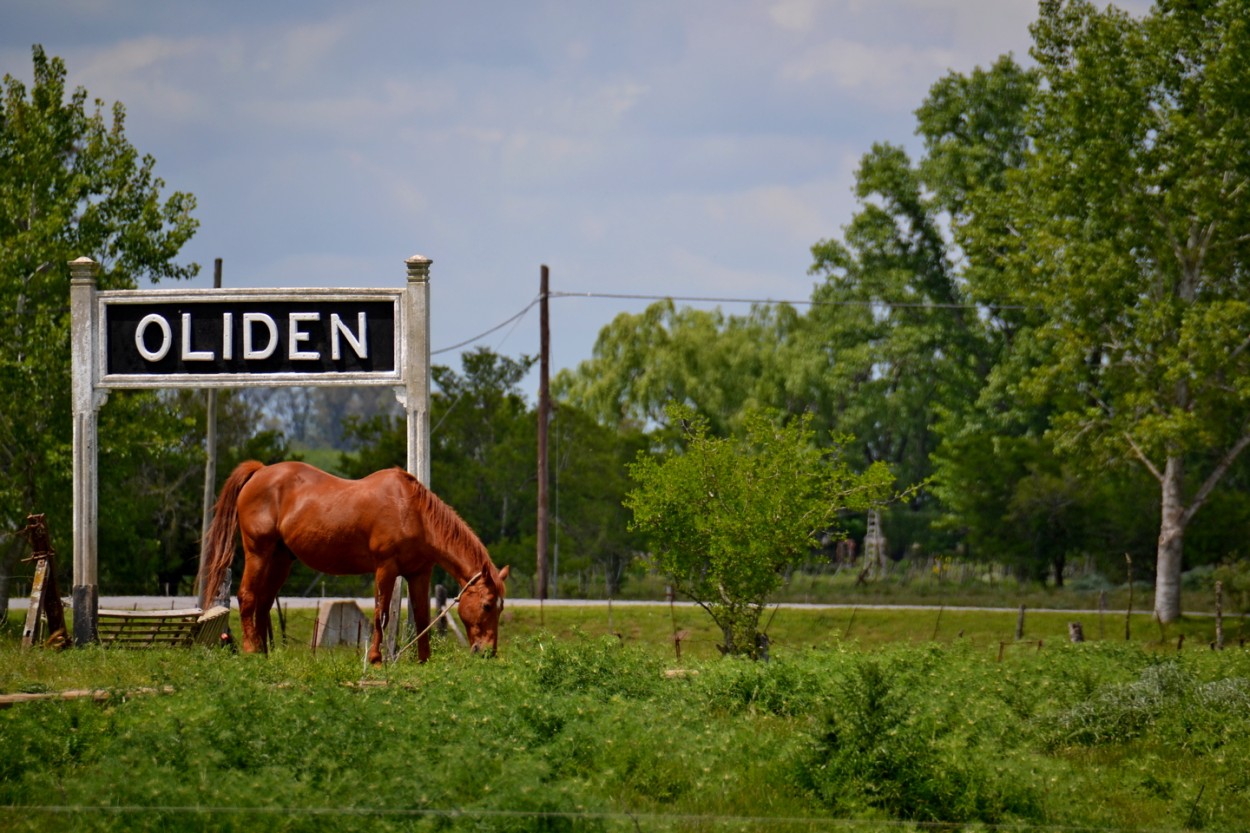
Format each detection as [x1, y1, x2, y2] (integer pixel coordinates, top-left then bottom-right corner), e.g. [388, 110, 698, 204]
[396, 469, 495, 578]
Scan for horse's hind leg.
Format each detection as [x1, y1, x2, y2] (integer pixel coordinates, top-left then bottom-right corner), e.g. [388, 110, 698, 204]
[237, 552, 267, 653]
[256, 548, 296, 650]
[237, 539, 291, 654]
[369, 564, 400, 666]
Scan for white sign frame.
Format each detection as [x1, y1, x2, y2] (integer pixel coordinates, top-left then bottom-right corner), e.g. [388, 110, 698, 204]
[68, 256, 433, 645]
[96, 287, 405, 389]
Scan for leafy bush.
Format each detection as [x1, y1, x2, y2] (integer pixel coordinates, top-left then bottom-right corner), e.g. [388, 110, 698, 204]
[627, 406, 895, 656]
[1043, 659, 1250, 753]
[692, 650, 844, 717]
[526, 631, 664, 700]
[1067, 571, 1116, 593]
[794, 652, 1043, 824]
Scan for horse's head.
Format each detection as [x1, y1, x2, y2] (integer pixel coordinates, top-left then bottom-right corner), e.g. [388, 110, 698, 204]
[457, 564, 510, 655]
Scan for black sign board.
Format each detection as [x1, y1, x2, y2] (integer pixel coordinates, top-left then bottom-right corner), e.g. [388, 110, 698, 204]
[104, 298, 398, 378]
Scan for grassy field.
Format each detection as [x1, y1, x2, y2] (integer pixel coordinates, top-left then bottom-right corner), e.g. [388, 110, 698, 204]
[42, 597, 1232, 663]
[3, 605, 1249, 832]
[499, 558, 1250, 617]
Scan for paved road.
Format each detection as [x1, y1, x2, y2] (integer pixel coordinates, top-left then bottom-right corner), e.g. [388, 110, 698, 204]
[10, 594, 1237, 618]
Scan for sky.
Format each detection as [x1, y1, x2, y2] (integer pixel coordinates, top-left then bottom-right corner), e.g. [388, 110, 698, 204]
[3, 1, 1150, 401]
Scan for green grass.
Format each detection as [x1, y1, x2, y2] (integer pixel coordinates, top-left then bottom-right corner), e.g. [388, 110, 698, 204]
[3, 608, 1249, 832]
[530, 559, 1250, 618]
[7, 599, 1237, 668]
[503, 602, 1241, 659]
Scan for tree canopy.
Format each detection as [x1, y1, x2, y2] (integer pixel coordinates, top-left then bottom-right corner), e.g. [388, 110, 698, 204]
[558, 1, 1250, 618]
[980, 0, 1250, 620]
[0, 46, 198, 611]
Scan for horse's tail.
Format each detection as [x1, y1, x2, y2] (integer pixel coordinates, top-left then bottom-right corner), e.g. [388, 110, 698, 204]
[198, 460, 265, 609]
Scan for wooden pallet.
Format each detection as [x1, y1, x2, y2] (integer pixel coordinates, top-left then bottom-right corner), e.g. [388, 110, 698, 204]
[96, 606, 230, 648]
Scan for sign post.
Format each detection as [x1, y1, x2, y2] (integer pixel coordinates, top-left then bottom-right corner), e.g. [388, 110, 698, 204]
[70, 258, 101, 646]
[69, 256, 432, 646]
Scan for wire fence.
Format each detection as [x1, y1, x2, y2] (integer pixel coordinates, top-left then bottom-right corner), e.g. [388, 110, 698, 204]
[0, 803, 1206, 832]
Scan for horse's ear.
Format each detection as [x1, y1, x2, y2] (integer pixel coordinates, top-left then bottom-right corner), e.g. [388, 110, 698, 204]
[498, 565, 510, 583]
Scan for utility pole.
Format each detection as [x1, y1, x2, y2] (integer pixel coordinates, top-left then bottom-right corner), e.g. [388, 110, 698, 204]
[536, 265, 551, 600]
[197, 258, 222, 606]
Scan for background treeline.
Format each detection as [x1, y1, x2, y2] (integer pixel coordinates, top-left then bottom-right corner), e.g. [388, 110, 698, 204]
[5, 2, 1250, 617]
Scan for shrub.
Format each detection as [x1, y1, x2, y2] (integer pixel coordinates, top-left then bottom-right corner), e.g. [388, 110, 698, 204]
[525, 631, 663, 700]
[1044, 659, 1250, 753]
[795, 654, 1042, 824]
[692, 652, 838, 717]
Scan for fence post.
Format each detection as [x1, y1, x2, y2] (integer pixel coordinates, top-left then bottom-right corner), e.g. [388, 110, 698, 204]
[1125, 553, 1133, 642]
[435, 584, 448, 636]
[1215, 580, 1224, 650]
[1016, 605, 1026, 640]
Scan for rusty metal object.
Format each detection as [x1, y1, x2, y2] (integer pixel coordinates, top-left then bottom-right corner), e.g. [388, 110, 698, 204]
[20, 514, 68, 649]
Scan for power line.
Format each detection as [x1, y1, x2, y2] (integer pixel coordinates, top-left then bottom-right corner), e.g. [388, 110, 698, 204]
[429, 286, 1035, 359]
[430, 296, 540, 356]
[549, 289, 1035, 311]
[430, 293, 538, 437]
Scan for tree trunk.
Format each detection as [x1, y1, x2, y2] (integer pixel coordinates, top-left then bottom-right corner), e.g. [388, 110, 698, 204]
[1155, 456, 1185, 624]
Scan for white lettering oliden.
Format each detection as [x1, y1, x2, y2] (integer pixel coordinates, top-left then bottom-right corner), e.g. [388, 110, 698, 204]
[135, 313, 172, 362]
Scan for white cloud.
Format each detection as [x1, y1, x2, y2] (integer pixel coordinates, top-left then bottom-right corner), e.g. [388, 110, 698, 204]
[595, 80, 649, 121]
[265, 18, 355, 88]
[768, 0, 821, 31]
[73, 36, 214, 124]
[252, 251, 385, 289]
[661, 245, 804, 299]
[241, 77, 457, 138]
[781, 38, 961, 105]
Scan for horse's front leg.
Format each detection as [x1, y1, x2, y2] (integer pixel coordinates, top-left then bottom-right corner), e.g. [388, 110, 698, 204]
[406, 569, 432, 663]
[370, 564, 399, 666]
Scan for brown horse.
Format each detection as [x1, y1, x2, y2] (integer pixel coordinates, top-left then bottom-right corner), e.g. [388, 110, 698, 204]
[199, 460, 509, 664]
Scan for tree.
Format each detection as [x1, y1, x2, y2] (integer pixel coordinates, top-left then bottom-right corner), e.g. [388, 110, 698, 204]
[626, 406, 895, 657]
[554, 299, 807, 437]
[0, 47, 197, 615]
[342, 347, 536, 539]
[795, 57, 1039, 560]
[799, 144, 986, 562]
[805, 142, 986, 487]
[984, 0, 1250, 621]
[546, 404, 648, 596]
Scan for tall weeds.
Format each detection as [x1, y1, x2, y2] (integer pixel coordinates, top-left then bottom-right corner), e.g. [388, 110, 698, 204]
[1, 636, 1248, 830]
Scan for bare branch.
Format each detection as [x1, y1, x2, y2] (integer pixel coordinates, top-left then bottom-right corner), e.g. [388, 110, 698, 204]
[1229, 332, 1250, 363]
[1192, 219, 1217, 284]
[1182, 431, 1250, 527]
[1222, 171, 1247, 203]
[23, 262, 53, 283]
[1123, 431, 1164, 483]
